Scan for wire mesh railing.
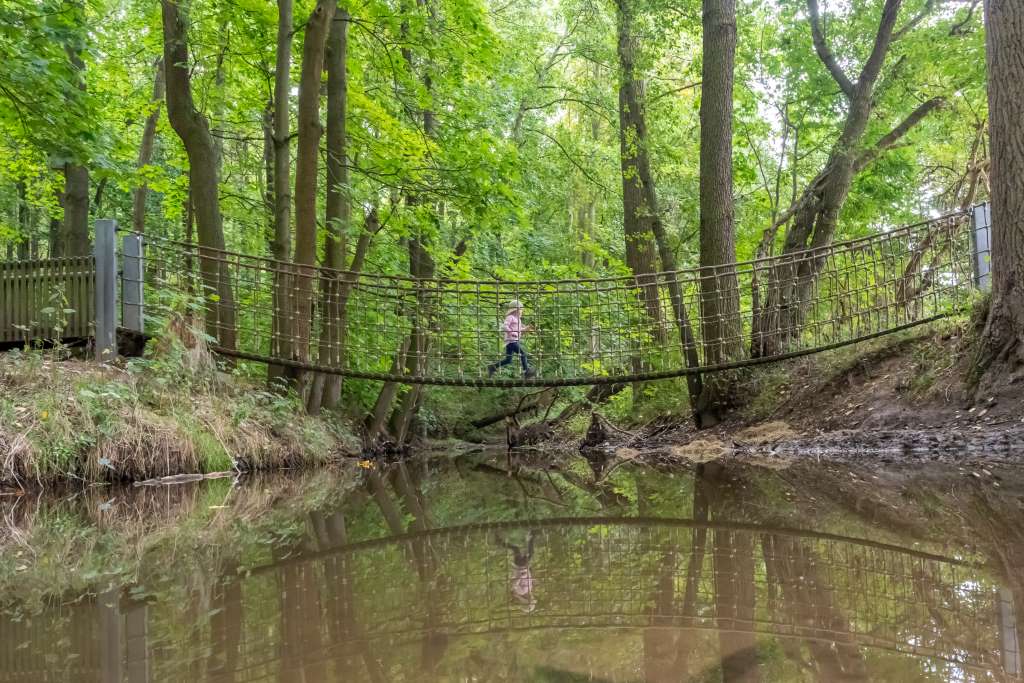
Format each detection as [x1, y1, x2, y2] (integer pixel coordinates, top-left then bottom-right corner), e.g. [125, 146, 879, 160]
[124, 209, 980, 386]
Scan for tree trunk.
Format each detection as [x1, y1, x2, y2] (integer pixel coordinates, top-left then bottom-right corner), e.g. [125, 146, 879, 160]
[268, 0, 294, 385]
[369, 1, 440, 443]
[308, 9, 351, 414]
[161, 0, 236, 351]
[616, 0, 663, 335]
[16, 182, 29, 260]
[694, 0, 742, 427]
[62, 34, 90, 257]
[262, 104, 274, 244]
[62, 163, 89, 256]
[132, 57, 165, 234]
[975, 0, 1024, 395]
[578, 105, 600, 272]
[48, 183, 62, 258]
[388, 234, 437, 443]
[366, 337, 412, 447]
[290, 0, 336, 389]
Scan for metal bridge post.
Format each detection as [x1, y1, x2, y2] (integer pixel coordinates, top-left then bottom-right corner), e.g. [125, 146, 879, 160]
[94, 219, 118, 361]
[122, 233, 144, 334]
[971, 202, 992, 290]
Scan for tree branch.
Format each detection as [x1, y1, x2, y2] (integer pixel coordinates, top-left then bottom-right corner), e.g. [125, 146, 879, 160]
[524, 126, 609, 191]
[853, 96, 945, 173]
[950, 0, 981, 35]
[857, 0, 902, 90]
[807, 0, 856, 99]
[893, 0, 936, 40]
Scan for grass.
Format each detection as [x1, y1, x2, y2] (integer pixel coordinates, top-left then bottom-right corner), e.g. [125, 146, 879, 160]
[0, 321, 359, 486]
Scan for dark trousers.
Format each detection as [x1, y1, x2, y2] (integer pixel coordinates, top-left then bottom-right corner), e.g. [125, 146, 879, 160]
[490, 341, 529, 373]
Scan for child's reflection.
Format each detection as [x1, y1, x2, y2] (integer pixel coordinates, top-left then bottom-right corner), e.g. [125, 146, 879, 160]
[497, 530, 536, 612]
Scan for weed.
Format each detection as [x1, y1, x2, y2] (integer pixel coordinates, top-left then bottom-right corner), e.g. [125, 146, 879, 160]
[0, 316, 357, 485]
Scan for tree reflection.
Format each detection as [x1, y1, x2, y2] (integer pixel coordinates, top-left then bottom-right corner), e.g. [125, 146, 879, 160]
[0, 459, 1020, 682]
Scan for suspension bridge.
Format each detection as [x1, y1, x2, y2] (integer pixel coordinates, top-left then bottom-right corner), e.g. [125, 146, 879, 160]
[0, 206, 992, 387]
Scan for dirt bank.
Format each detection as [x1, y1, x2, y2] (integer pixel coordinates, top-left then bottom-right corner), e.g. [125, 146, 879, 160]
[582, 323, 1024, 464]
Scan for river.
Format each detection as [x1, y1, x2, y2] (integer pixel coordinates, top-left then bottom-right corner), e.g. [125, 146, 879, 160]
[0, 452, 1020, 681]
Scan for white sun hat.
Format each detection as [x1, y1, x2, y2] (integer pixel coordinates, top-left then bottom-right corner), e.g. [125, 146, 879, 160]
[506, 299, 524, 314]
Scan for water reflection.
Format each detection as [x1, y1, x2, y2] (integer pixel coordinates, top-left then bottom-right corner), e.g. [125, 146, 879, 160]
[0, 457, 1022, 682]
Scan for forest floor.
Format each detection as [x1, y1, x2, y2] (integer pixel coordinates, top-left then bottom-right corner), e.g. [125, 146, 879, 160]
[570, 320, 1024, 467]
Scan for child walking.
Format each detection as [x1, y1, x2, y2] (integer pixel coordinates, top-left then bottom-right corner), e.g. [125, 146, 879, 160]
[488, 300, 536, 378]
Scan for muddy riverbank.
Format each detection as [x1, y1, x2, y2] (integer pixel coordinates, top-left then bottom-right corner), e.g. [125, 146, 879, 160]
[567, 325, 1024, 465]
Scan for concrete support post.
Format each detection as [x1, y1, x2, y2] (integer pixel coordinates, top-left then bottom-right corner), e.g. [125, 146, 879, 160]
[122, 233, 144, 334]
[94, 219, 118, 361]
[971, 202, 992, 290]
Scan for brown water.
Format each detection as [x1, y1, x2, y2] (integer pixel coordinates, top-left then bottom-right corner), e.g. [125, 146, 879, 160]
[0, 454, 1021, 682]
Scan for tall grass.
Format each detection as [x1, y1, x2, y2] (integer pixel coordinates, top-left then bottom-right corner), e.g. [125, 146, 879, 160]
[0, 318, 358, 486]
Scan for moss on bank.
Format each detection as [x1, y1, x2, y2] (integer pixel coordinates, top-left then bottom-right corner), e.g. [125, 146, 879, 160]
[0, 343, 360, 486]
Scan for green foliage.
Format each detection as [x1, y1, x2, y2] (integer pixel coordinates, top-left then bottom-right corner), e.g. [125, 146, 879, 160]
[0, 0, 989, 430]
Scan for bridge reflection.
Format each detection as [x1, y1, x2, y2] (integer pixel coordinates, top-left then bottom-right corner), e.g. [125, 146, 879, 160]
[0, 463, 1021, 682]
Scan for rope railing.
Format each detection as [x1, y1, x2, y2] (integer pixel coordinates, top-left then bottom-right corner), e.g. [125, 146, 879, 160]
[124, 210, 979, 386]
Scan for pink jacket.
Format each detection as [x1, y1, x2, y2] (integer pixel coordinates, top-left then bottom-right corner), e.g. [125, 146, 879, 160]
[503, 313, 524, 343]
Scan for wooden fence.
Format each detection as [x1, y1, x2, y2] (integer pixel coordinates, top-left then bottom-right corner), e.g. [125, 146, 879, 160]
[0, 255, 96, 344]
[0, 220, 141, 359]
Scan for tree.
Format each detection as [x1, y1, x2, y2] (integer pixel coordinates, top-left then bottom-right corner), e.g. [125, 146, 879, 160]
[615, 0, 663, 332]
[131, 58, 165, 234]
[60, 2, 90, 257]
[290, 0, 336, 385]
[695, 0, 742, 427]
[308, 9, 365, 414]
[975, 0, 1024, 395]
[161, 0, 236, 351]
[752, 0, 944, 358]
[268, 0, 294, 385]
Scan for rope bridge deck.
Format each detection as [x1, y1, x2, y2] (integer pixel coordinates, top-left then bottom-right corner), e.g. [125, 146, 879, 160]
[130, 210, 981, 387]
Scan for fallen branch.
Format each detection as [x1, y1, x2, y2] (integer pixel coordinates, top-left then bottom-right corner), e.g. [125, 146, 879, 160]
[471, 388, 556, 429]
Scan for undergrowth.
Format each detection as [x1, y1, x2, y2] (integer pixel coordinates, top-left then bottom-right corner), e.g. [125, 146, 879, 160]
[736, 318, 972, 422]
[0, 318, 358, 486]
